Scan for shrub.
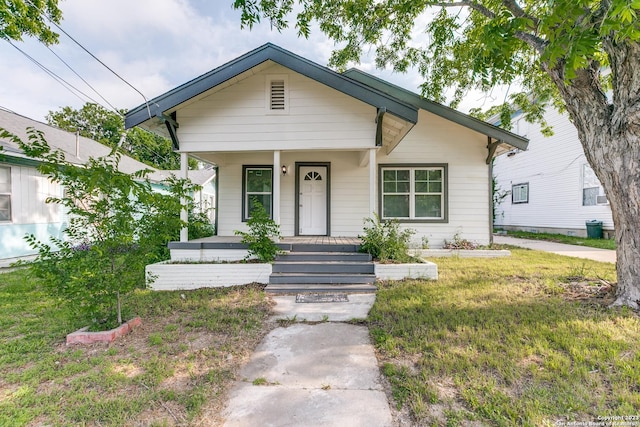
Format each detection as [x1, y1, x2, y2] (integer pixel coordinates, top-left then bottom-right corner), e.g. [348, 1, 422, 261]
[359, 214, 415, 263]
[6, 127, 199, 329]
[234, 201, 282, 262]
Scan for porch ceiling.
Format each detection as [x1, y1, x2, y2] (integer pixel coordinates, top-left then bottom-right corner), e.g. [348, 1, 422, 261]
[381, 113, 414, 154]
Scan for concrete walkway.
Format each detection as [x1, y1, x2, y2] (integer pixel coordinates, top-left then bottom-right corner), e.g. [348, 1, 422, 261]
[222, 294, 393, 427]
[493, 235, 616, 263]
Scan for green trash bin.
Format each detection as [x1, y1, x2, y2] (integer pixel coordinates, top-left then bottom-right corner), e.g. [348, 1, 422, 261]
[586, 220, 603, 239]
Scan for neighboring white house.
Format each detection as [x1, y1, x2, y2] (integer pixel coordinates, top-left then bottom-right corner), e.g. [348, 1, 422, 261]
[493, 107, 614, 237]
[125, 43, 528, 248]
[0, 109, 215, 261]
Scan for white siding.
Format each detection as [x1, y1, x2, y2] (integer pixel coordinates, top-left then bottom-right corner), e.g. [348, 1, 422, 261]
[379, 110, 492, 247]
[493, 108, 614, 234]
[177, 64, 376, 152]
[8, 164, 62, 224]
[174, 70, 493, 245]
[216, 151, 371, 237]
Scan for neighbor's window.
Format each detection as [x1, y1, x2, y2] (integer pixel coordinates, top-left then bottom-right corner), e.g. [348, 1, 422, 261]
[512, 183, 529, 204]
[0, 166, 11, 222]
[380, 165, 446, 221]
[582, 164, 606, 206]
[243, 166, 273, 221]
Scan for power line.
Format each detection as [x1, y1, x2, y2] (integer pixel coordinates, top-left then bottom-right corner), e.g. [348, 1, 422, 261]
[5, 39, 101, 107]
[45, 45, 120, 114]
[24, 0, 153, 120]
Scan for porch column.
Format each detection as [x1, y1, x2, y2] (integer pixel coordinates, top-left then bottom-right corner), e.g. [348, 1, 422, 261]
[369, 148, 377, 217]
[180, 152, 189, 242]
[273, 150, 281, 227]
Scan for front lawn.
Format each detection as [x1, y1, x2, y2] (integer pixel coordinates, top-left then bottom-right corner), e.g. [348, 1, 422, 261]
[0, 269, 273, 426]
[370, 248, 639, 426]
[503, 230, 617, 250]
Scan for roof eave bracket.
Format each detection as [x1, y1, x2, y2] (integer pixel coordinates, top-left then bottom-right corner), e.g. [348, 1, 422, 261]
[375, 107, 386, 147]
[486, 139, 501, 164]
[160, 114, 180, 151]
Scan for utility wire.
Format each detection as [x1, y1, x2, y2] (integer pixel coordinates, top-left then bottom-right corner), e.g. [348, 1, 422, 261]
[6, 39, 100, 106]
[24, 0, 153, 120]
[45, 45, 120, 114]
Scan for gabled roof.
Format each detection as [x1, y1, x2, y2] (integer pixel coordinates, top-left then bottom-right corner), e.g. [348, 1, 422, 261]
[0, 109, 159, 176]
[125, 43, 419, 129]
[342, 69, 528, 151]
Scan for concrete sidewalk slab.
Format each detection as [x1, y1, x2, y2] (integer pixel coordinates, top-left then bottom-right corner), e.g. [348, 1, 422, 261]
[270, 294, 376, 322]
[493, 235, 616, 263]
[222, 297, 394, 427]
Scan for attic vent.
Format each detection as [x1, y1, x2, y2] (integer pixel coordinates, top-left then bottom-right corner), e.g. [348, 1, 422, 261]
[266, 75, 288, 114]
[270, 80, 286, 110]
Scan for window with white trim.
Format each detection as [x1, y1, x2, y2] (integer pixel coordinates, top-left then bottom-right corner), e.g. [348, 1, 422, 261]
[582, 163, 607, 206]
[266, 75, 289, 113]
[242, 166, 273, 221]
[381, 165, 446, 220]
[512, 183, 529, 204]
[0, 166, 11, 222]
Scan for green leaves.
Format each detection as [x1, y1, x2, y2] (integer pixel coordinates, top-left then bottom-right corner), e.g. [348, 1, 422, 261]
[0, 0, 62, 44]
[11, 127, 201, 328]
[235, 201, 282, 262]
[46, 103, 188, 170]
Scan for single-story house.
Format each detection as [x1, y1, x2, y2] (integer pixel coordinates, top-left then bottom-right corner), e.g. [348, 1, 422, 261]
[0, 108, 215, 261]
[493, 107, 614, 238]
[125, 43, 528, 247]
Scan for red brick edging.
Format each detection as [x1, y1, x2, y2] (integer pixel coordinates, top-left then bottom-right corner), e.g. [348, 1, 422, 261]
[66, 317, 142, 345]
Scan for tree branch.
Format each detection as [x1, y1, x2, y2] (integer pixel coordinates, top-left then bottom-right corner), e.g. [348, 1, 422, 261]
[431, 1, 495, 19]
[431, 1, 547, 53]
[501, 0, 540, 28]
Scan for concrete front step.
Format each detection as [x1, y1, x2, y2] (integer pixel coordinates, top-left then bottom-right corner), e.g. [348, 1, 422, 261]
[272, 262, 375, 274]
[269, 273, 376, 284]
[276, 252, 372, 262]
[265, 283, 377, 294]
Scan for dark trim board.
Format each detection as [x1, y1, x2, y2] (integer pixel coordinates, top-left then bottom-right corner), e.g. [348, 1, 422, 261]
[295, 162, 331, 236]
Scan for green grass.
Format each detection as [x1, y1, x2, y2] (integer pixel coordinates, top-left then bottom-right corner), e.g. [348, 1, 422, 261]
[0, 269, 272, 426]
[370, 249, 639, 426]
[503, 230, 616, 250]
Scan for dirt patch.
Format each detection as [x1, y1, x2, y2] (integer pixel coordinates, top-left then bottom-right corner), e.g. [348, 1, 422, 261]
[29, 288, 277, 426]
[561, 278, 616, 304]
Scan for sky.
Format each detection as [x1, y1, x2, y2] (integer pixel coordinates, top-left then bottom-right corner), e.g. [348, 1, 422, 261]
[0, 0, 501, 123]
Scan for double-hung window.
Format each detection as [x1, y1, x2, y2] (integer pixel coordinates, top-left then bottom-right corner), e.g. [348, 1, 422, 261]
[0, 166, 11, 222]
[380, 165, 447, 221]
[512, 183, 529, 204]
[242, 166, 273, 220]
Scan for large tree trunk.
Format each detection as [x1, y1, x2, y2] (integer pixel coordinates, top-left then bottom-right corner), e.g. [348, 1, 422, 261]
[543, 37, 640, 310]
[584, 128, 640, 310]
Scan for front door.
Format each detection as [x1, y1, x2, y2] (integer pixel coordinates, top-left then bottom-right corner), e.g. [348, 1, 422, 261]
[298, 165, 327, 235]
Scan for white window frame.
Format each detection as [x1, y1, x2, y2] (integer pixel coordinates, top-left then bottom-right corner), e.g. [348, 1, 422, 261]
[512, 183, 529, 204]
[265, 74, 289, 114]
[581, 163, 607, 206]
[0, 166, 11, 222]
[380, 165, 447, 222]
[242, 166, 273, 221]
